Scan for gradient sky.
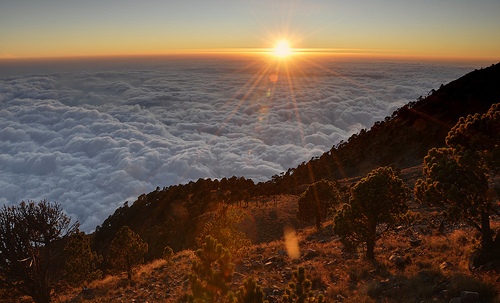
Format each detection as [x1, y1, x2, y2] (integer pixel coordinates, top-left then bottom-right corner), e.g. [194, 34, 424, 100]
[1, 0, 500, 60]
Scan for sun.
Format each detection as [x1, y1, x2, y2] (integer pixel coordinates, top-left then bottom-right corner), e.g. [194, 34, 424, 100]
[273, 40, 293, 58]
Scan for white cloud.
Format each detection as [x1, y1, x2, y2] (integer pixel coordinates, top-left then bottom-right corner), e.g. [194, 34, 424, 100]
[0, 58, 477, 231]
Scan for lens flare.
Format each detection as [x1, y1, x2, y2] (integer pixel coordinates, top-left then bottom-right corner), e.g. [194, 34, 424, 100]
[284, 225, 300, 259]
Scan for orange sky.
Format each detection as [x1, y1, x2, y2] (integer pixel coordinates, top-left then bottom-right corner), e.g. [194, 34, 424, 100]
[1, 0, 500, 61]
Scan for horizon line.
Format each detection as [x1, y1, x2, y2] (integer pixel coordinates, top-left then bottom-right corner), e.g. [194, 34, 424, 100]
[1, 48, 499, 63]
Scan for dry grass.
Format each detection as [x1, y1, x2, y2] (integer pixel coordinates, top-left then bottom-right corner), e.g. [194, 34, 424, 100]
[52, 195, 499, 303]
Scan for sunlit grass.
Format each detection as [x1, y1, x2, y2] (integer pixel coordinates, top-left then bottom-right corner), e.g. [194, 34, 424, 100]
[52, 197, 499, 303]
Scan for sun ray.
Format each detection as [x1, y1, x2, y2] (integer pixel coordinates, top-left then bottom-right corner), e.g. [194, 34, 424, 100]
[205, 36, 377, 184]
[213, 60, 274, 138]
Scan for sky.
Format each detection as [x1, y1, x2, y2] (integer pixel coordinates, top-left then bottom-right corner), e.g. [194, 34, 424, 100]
[1, 0, 500, 60]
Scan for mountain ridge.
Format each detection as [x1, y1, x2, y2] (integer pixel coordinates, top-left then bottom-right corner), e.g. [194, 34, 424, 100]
[92, 62, 500, 261]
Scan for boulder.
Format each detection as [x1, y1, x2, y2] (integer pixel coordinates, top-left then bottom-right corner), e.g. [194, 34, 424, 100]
[389, 254, 406, 269]
[304, 249, 320, 260]
[461, 291, 481, 303]
[448, 291, 482, 303]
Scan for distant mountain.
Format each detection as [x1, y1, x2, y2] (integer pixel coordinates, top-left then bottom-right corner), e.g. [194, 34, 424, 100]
[93, 62, 500, 260]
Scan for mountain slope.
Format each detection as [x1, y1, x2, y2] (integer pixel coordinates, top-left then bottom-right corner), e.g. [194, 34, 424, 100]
[276, 62, 500, 189]
[93, 62, 500, 260]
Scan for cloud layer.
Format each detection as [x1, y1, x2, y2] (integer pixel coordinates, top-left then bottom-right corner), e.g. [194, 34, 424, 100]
[0, 57, 476, 231]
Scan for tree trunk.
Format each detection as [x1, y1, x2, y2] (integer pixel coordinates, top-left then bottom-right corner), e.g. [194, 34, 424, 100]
[314, 202, 322, 229]
[32, 277, 51, 303]
[472, 209, 495, 267]
[480, 209, 493, 252]
[366, 238, 375, 260]
[315, 215, 321, 229]
[31, 249, 51, 303]
[127, 263, 132, 280]
[365, 220, 377, 260]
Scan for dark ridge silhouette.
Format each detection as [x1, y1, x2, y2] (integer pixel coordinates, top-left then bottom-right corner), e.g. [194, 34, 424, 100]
[275, 62, 500, 189]
[92, 62, 500, 260]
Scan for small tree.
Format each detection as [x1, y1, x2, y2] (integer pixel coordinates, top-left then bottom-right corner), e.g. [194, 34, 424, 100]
[197, 205, 251, 255]
[334, 166, 409, 259]
[0, 200, 78, 303]
[184, 235, 234, 303]
[298, 180, 341, 229]
[108, 225, 148, 280]
[235, 276, 268, 303]
[282, 267, 324, 303]
[64, 231, 102, 286]
[415, 103, 500, 265]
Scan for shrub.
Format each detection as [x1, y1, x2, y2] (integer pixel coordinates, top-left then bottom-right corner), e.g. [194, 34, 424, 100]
[162, 246, 174, 264]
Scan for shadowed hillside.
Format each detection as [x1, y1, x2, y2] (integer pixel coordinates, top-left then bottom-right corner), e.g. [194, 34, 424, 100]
[274, 62, 500, 190]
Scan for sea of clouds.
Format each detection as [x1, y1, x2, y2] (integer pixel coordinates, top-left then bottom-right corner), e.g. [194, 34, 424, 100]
[0, 57, 480, 231]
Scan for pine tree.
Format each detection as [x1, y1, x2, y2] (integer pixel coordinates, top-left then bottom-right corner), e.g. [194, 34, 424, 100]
[298, 180, 341, 229]
[197, 205, 251, 255]
[334, 166, 409, 259]
[415, 103, 500, 266]
[185, 235, 234, 302]
[282, 267, 324, 303]
[235, 276, 268, 303]
[64, 231, 102, 286]
[108, 225, 148, 280]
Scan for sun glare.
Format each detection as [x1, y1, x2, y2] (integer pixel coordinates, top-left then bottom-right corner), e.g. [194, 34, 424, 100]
[273, 40, 293, 58]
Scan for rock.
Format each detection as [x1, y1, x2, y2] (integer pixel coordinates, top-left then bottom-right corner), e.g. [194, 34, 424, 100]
[266, 256, 278, 263]
[262, 287, 273, 296]
[478, 259, 500, 271]
[410, 238, 422, 247]
[304, 249, 320, 260]
[461, 291, 481, 303]
[251, 261, 262, 269]
[449, 298, 461, 303]
[439, 261, 453, 270]
[389, 254, 406, 268]
[336, 294, 346, 302]
[81, 287, 95, 300]
[282, 268, 293, 280]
